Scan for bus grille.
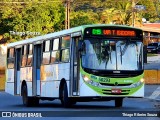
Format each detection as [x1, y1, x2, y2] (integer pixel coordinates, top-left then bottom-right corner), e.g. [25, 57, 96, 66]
[100, 83, 132, 86]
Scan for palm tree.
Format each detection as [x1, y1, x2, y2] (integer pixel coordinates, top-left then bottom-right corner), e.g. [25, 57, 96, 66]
[114, 2, 132, 25]
[101, 0, 143, 26]
[101, 8, 116, 24]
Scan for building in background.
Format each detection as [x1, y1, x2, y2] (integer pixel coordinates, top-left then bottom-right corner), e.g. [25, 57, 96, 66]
[135, 23, 160, 45]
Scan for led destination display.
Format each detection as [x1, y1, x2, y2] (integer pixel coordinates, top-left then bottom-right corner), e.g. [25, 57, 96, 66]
[92, 29, 136, 37]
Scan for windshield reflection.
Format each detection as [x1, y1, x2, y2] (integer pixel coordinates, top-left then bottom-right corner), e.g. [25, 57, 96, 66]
[81, 39, 143, 70]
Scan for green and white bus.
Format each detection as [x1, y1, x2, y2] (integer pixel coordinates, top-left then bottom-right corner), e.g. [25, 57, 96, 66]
[5, 24, 144, 108]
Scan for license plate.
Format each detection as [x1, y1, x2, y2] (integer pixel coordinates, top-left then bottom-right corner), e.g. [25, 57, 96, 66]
[111, 89, 122, 94]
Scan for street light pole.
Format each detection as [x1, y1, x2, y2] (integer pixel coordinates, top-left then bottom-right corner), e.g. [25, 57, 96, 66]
[131, 0, 143, 27]
[132, 0, 135, 27]
[65, 0, 70, 29]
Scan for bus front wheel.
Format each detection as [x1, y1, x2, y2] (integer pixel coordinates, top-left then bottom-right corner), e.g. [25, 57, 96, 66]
[60, 83, 72, 108]
[115, 98, 123, 107]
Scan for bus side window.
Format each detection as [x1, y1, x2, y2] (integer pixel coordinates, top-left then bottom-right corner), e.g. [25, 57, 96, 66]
[21, 45, 27, 67]
[61, 35, 70, 62]
[26, 44, 33, 66]
[61, 49, 70, 62]
[51, 38, 60, 64]
[42, 40, 51, 64]
[61, 36, 70, 49]
[7, 48, 15, 68]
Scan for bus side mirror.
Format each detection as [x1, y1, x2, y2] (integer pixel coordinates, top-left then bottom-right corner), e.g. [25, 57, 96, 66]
[78, 41, 86, 56]
[79, 47, 86, 56]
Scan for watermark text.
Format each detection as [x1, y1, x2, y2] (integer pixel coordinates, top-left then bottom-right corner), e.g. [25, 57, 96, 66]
[9, 31, 40, 36]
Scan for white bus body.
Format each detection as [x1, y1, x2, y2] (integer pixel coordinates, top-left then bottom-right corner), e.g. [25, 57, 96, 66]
[5, 25, 144, 107]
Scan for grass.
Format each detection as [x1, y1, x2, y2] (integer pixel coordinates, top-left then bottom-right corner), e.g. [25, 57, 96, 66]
[147, 53, 158, 57]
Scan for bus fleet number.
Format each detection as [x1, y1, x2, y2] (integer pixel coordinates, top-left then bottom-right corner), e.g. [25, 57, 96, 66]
[99, 78, 110, 83]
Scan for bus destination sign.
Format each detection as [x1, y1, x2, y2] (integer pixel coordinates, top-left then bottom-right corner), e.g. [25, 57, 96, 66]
[92, 29, 136, 37]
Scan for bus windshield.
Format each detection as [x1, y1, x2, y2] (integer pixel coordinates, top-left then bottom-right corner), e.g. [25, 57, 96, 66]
[81, 39, 143, 71]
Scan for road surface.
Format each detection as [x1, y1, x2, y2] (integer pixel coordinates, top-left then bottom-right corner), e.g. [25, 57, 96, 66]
[0, 85, 159, 120]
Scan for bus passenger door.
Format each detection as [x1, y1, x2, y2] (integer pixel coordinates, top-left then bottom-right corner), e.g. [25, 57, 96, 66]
[70, 36, 81, 96]
[33, 44, 41, 96]
[14, 48, 21, 95]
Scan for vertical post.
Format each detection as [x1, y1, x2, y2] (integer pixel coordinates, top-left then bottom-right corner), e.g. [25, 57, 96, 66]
[68, 0, 70, 29]
[148, 32, 151, 43]
[132, 0, 135, 27]
[65, 0, 70, 29]
[65, 1, 67, 29]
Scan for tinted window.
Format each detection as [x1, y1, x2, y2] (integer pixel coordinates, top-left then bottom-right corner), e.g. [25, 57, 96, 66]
[61, 36, 70, 48]
[51, 38, 60, 64]
[52, 38, 59, 50]
[7, 48, 15, 68]
[148, 43, 158, 46]
[21, 45, 27, 67]
[51, 51, 60, 63]
[26, 44, 33, 66]
[61, 49, 70, 62]
[42, 40, 51, 64]
[60, 35, 70, 62]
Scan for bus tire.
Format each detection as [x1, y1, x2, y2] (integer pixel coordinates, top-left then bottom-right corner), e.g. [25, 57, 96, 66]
[22, 85, 33, 107]
[115, 98, 123, 108]
[60, 83, 72, 108]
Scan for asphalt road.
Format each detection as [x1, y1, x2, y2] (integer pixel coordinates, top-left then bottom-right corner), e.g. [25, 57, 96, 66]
[0, 85, 159, 120]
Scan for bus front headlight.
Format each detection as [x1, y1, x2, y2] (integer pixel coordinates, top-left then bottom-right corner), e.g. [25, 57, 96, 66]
[82, 75, 91, 83]
[130, 78, 144, 88]
[82, 75, 99, 86]
[140, 78, 144, 83]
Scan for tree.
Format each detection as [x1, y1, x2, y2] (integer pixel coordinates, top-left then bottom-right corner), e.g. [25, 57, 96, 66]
[70, 0, 102, 27]
[70, 10, 99, 27]
[0, 0, 160, 43]
[138, 0, 158, 22]
[0, 0, 65, 42]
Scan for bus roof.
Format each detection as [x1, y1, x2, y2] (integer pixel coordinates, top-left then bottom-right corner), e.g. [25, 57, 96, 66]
[7, 24, 142, 48]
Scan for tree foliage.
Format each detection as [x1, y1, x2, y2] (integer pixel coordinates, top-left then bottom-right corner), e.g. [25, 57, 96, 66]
[0, 0, 160, 42]
[0, 0, 65, 42]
